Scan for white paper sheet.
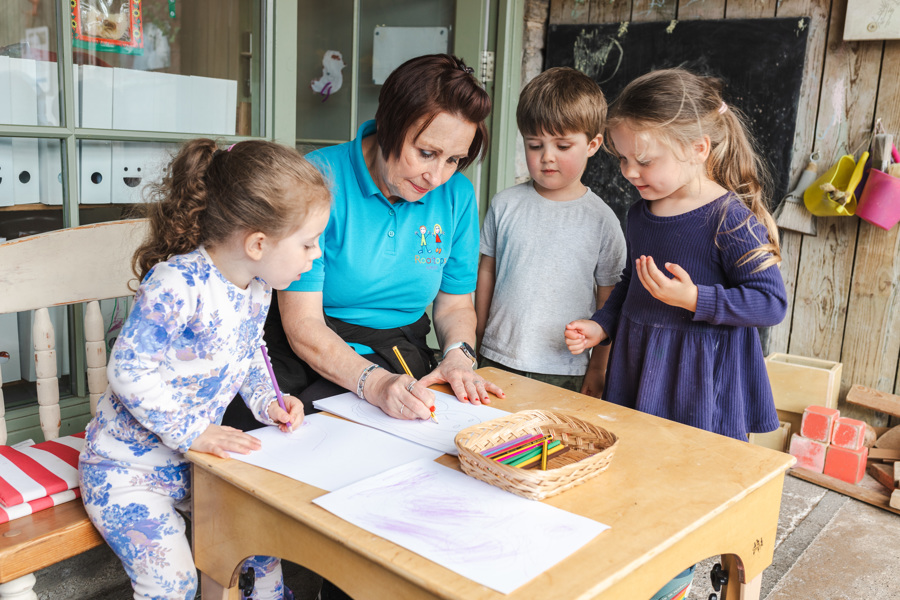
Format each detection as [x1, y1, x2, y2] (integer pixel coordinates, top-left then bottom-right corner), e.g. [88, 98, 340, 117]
[313, 391, 509, 455]
[228, 414, 442, 491]
[314, 459, 609, 594]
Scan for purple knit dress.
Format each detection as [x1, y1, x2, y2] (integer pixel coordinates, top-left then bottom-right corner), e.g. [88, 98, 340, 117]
[591, 193, 786, 440]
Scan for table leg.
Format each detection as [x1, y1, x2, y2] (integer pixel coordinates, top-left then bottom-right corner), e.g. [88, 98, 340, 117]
[200, 572, 240, 600]
[721, 554, 762, 600]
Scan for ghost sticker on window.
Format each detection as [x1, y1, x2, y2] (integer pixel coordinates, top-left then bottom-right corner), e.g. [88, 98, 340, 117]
[311, 50, 346, 102]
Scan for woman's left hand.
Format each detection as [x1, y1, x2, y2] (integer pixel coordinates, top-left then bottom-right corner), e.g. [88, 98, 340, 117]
[635, 255, 699, 312]
[419, 351, 505, 405]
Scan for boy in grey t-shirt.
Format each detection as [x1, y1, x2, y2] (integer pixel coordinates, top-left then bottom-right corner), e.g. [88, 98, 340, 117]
[475, 67, 626, 396]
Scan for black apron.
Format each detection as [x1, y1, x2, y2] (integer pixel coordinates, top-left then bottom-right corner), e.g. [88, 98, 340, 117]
[221, 292, 438, 430]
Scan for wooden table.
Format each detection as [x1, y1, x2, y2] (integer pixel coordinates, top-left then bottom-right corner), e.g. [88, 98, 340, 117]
[189, 368, 795, 600]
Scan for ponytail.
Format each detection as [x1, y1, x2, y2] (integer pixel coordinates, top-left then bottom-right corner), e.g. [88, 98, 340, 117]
[133, 138, 217, 282]
[607, 68, 781, 271]
[132, 138, 330, 284]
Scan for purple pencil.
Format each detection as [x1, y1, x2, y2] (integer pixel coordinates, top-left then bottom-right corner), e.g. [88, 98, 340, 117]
[260, 344, 291, 427]
[481, 433, 545, 457]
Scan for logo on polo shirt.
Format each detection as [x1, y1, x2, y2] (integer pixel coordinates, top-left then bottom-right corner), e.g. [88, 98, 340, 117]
[414, 223, 446, 266]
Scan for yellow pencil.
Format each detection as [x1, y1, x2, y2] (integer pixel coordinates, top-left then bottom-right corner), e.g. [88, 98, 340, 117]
[392, 345, 438, 424]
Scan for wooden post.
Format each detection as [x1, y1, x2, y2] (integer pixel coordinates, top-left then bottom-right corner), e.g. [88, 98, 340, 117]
[32, 308, 60, 440]
[84, 301, 107, 416]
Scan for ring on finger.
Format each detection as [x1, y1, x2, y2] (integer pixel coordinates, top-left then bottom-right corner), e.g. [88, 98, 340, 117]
[406, 380, 416, 393]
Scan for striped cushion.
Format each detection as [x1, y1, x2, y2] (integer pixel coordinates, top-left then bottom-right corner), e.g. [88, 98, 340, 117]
[0, 432, 85, 508]
[0, 488, 82, 524]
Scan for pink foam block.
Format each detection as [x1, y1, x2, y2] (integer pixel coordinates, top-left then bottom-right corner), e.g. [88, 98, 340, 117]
[800, 405, 840, 443]
[789, 434, 827, 473]
[830, 417, 867, 451]
[824, 445, 869, 485]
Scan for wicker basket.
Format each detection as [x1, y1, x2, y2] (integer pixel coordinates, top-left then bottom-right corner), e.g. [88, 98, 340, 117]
[454, 409, 618, 500]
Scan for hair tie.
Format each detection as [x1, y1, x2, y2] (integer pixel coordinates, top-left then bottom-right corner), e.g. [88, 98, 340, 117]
[718, 102, 728, 114]
[226, 143, 236, 151]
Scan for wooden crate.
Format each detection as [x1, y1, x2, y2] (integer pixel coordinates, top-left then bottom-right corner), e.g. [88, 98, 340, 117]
[765, 353, 842, 414]
[750, 421, 792, 453]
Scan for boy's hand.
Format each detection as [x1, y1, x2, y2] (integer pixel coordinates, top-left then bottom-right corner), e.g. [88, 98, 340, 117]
[635, 256, 699, 312]
[191, 424, 261, 459]
[565, 319, 606, 354]
[267, 394, 305, 433]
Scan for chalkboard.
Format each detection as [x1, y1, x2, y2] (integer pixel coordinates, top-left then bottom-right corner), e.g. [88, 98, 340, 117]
[546, 18, 810, 225]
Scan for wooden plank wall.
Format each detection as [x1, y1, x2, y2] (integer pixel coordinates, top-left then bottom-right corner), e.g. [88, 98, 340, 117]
[550, 0, 900, 425]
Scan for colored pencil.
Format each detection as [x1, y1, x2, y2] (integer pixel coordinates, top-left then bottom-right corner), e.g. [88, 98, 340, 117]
[540, 438, 549, 470]
[493, 436, 553, 462]
[481, 433, 545, 457]
[392, 345, 438, 424]
[260, 344, 290, 428]
[512, 442, 567, 469]
[505, 440, 562, 467]
[492, 435, 553, 462]
[523, 445, 571, 469]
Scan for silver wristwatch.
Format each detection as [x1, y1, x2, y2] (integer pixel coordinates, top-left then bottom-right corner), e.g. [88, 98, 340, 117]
[443, 341, 477, 368]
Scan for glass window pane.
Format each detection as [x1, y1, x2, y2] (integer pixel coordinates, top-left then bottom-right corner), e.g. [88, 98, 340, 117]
[0, 137, 64, 221]
[297, 0, 354, 143]
[356, 0, 456, 124]
[0, 3, 62, 127]
[70, 0, 263, 136]
[77, 139, 178, 210]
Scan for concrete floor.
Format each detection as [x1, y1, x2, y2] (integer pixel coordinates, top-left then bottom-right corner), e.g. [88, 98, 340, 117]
[688, 474, 900, 600]
[33, 472, 900, 599]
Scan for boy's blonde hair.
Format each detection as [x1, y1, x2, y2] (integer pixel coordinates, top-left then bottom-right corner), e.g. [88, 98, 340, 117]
[606, 68, 780, 271]
[517, 67, 607, 139]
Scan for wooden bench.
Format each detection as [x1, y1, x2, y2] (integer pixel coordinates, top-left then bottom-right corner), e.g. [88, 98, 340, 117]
[0, 220, 147, 599]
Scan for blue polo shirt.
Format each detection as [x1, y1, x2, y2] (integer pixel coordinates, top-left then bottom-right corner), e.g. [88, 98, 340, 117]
[287, 120, 479, 338]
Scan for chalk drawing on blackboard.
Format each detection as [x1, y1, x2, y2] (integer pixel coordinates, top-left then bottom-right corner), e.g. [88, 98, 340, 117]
[548, 18, 811, 226]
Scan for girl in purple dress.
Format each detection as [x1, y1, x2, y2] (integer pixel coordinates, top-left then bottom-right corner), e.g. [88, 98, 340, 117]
[566, 68, 788, 598]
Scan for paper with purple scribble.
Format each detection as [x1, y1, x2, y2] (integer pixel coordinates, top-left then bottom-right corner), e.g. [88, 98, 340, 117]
[227, 414, 442, 491]
[313, 458, 608, 594]
[313, 391, 509, 455]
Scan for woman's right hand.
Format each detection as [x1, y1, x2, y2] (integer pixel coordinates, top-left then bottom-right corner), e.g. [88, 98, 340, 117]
[365, 368, 436, 421]
[190, 424, 262, 459]
[564, 319, 607, 354]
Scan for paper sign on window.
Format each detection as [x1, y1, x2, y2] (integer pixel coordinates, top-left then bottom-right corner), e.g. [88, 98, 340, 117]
[72, 0, 144, 55]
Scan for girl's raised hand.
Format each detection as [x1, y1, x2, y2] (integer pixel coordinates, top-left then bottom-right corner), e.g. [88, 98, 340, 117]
[267, 394, 305, 433]
[635, 256, 699, 312]
[191, 424, 262, 459]
[565, 319, 606, 354]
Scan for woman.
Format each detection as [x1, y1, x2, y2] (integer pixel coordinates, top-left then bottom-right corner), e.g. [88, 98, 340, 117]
[225, 54, 503, 431]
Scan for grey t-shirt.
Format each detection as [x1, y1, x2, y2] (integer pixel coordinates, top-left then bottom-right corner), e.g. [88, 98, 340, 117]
[480, 182, 626, 375]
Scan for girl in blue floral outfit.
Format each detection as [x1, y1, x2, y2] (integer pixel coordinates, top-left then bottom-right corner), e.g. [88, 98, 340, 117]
[79, 138, 330, 599]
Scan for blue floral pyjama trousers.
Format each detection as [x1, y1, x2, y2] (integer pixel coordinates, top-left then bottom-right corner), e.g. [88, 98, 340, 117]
[80, 460, 286, 599]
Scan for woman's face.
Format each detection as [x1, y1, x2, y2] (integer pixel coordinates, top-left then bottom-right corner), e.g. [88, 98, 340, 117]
[375, 112, 477, 202]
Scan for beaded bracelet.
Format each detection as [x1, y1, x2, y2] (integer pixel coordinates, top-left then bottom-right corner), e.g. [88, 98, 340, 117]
[356, 364, 381, 400]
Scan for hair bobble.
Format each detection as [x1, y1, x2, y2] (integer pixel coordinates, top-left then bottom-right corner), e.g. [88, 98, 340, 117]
[718, 101, 728, 114]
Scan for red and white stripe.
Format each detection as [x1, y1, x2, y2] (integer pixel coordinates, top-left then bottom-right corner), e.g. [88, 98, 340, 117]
[0, 488, 82, 524]
[0, 432, 85, 508]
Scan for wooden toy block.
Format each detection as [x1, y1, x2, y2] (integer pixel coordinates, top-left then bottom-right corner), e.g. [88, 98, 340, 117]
[765, 353, 842, 414]
[800, 405, 840, 443]
[749, 421, 791, 453]
[867, 462, 895, 491]
[789, 434, 827, 473]
[845, 384, 900, 419]
[823, 445, 868, 485]
[830, 416, 867, 451]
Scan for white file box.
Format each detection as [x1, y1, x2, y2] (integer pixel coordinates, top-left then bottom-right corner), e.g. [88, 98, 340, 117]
[81, 64, 114, 129]
[79, 140, 112, 205]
